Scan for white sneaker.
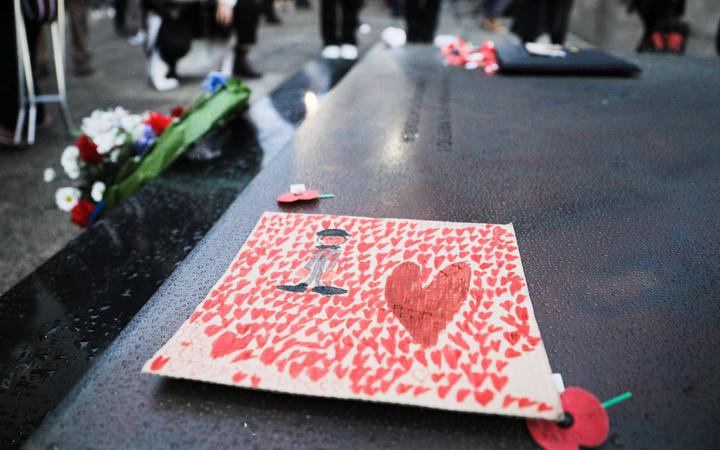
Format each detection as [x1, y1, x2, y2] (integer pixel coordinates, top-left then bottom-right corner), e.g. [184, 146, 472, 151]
[148, 50, 180, 91]
[340, 44, 358, 60]
[128, 31, 146, 47]
[321, 45, 340, 59]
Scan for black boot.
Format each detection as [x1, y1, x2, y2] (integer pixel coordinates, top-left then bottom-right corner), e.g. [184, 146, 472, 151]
[311, 286, 348, 296]
[277, 283, 308, 293]
[233, 52, 263, 79]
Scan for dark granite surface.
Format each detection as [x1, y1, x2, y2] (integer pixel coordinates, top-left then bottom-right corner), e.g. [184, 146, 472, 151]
[26, 45, 720, 449]
[0, 58, 354, 448]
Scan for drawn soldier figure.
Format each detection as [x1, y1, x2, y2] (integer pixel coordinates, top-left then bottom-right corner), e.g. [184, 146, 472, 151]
[277, 228, 350, 296]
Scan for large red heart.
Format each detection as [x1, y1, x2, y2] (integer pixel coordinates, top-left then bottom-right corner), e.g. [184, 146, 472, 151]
[385, 262, 471, 347]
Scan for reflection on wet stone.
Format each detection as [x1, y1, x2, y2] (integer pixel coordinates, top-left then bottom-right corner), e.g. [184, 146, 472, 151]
[402, 77, 427, 142]
[0, 58, 355, 448]
[437, 73, 452, 153]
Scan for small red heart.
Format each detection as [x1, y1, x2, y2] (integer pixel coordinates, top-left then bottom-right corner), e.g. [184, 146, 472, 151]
[474, 389, 495, 406]
[456, 388, 471, 402]
[232, 372, 247, 383]
[490, 373, 508, 391]
[150, 355, 170, 371]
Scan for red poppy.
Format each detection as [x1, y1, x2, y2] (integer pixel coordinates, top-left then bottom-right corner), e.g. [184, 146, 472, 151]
[170, 106, 185, 118]
[276, 189, 320, 203]
[146, 112, 172, 135]
[526, 387, 609, 450]
[76, 134, 102, 164]
[71, 199, 95, 228]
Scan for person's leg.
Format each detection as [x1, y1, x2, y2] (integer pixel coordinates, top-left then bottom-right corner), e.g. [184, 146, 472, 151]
[66, 0, 94, 75]
[0, 0, 19, 141]
[510, 0, 543, 43]
[340, 0, 359, 45]
[262, 0, 281, 23]
[149, 3, 192, 90]
[338, 0, 359, 59]
[0, 1, 42, 144]
[420, 0, 440, 42]
[483, 0, 508, 18]
[231, 0, 262, 78]
[548, 0, 573, 45]
[320, 0, 338, 46]
[405, 0, 419, 42]
[114, 0, 128, 34]
[481, 0, 509, 32]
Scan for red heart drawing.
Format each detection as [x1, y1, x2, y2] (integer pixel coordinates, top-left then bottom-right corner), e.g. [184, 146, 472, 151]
[385, 262, 471, 347]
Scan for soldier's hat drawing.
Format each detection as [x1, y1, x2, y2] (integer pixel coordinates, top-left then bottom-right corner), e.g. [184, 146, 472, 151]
[316, 229, 351, 238]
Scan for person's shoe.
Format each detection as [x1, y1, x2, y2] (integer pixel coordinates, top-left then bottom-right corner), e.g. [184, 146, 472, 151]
[233, 53, 263, 79]
[480, 17, 508, 34]
[128, 31, 146, 47]
[321, 45, 340, 59]
[148, 50, 179, 91]
[340, 44, 358, 60]
[311, 286, 348, 296]
[277, 283, 309, 293]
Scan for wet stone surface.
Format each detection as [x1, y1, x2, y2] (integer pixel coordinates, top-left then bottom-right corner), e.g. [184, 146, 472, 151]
[24, 44, 720, 449]
[0, 58, 354, 448]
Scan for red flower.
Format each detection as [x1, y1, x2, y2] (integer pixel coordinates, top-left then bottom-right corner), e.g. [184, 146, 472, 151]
[170, 106, 184, 118]
[526, 387, 609, 450]
[71, 199, 95, 228]
[76, 134, 102, 164]
[146, 112, 172, 135]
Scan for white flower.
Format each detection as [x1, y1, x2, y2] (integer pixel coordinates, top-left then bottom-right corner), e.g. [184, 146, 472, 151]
[93, 129, 123, 154]
[55, 187, 81, 211]
[112, 106, 129, 120]
[91, 181, 106, 202]
[119, 113, 145, 142]
[65, 165, 80, 180]
[110, 149, 121, 163]
[43, 167, 56, 182]
[120, 113, 142, 130]
[61, 145, 78, 166]
[60, 145, 80, 179]
[81, 110, 115, 139]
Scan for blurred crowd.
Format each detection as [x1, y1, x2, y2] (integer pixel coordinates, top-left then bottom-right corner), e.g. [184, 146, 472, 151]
[0, 0, 706, 147]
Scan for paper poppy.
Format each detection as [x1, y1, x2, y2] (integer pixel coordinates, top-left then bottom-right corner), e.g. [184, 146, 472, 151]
[526, 387, 609, 450]
[277, 189, 320, 203]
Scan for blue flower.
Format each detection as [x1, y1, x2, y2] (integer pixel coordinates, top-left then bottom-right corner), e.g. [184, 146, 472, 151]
[135, 124, 155, 155]
[202, 71, 227, 94]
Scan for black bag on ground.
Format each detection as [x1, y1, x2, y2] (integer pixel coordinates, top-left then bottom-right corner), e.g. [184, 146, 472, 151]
[495, 44, 641, 76]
